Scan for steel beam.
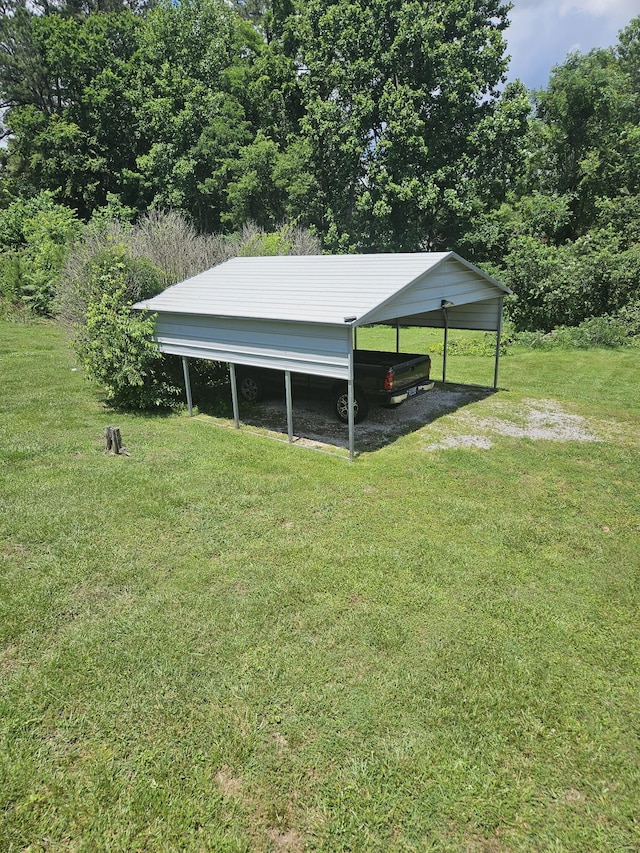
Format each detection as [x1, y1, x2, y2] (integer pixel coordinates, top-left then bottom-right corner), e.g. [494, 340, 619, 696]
[442, 308, 449, 383]
[285, 370, 294, 442]
[228, 363, 240, 428]
[493, 296, 504, 390]
[181, 356, 193, 416]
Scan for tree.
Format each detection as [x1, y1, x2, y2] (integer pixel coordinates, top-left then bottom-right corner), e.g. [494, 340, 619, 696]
[271, 0, 530, 251]
[132, 0, 263, 230]
[1, 8, 142, 215]
[526, 35, 639, 239]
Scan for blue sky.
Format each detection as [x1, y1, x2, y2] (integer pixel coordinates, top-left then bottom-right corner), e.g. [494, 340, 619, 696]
[504, 0, 639, 90]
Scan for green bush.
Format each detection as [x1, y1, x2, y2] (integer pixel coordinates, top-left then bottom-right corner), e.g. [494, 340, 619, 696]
[72, 247, 184, 409]
[0, 193, 80, 314]
[615, 300, 640, 338]
[515, 315, 632, 350]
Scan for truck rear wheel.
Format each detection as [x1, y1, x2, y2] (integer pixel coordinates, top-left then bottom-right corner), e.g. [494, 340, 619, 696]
[333, 386, 369, 424]
[238, 374, 263, 403]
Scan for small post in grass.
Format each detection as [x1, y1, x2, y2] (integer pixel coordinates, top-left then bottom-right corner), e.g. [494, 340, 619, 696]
[104, 426, 122, 454]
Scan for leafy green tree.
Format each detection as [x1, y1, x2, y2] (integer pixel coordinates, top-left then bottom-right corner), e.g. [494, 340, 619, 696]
[133, 0, 262, 230]
[272, 0, 530, 250]
[1, 8, 142, 215]
[525, 28, 640, 239]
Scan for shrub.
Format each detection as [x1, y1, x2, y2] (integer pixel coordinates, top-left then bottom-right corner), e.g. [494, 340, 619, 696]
[57, 213, 321, 410]
[615, 300, 640, 339]
[71, 246, 184, 409]
[515, 315, 632, 350]
[0, 193, 80, 315]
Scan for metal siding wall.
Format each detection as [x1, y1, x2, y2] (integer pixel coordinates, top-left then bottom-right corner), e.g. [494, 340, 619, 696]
[362, 261, 503, 326]
[153, 313, 351, 379]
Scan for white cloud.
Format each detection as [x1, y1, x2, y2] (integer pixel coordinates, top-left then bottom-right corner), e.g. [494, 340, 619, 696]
[558, 0, 638, 16]
[505, 0, 638, 88]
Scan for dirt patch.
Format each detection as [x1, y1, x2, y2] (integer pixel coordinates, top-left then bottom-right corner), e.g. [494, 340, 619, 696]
[215, 766, 243, 799]
[271, 731, 289, 750]
[462, 398, 602, 443]
[267, 828, 304, 852]
[1, 644, 19, 673]
[424, 398, 601, 451]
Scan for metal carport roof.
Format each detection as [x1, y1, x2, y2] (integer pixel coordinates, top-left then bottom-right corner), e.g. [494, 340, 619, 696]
[133, 252, 511, 459]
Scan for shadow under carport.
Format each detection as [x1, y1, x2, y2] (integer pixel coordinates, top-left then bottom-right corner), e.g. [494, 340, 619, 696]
[231, 382, 496, 453]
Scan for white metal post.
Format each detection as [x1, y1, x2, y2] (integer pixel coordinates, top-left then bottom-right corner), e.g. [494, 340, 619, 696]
[493, 296, 504, 390]
[284, 370, 294, 443]
[181, 356, 193, 416]
[347, 339, 355, 462]
[442, 308, 449, 384]
[228, 363, 240, 429]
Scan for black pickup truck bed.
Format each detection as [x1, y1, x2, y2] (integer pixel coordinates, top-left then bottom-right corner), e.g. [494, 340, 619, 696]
[236, 349, 433, 423]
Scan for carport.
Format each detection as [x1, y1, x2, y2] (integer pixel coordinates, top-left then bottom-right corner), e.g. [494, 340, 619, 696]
[133, 252, 511, 460]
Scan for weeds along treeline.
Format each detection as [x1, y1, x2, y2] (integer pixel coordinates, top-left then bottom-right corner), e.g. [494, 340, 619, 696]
[0, 1, 639, 406]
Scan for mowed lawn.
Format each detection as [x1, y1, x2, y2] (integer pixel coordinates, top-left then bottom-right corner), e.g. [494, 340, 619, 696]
[1, 320, 638, 852]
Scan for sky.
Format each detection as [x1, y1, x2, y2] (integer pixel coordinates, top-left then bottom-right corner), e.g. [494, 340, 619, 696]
[503, 0, 639, 90]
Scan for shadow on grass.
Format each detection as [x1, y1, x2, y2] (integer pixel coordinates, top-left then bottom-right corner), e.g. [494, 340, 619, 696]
[201, 382, 497, 454]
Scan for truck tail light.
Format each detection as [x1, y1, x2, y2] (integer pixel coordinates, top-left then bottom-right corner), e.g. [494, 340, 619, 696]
[384, 368, 395, 390]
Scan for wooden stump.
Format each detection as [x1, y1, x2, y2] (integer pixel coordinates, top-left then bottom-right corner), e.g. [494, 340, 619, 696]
[104, 426, 122, 454]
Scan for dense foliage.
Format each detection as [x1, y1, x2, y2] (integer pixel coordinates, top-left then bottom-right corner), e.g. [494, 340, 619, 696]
[1, 0, 528, 246]
[1, 0, 639, 402]
[460, 17, 640, 330]
[54, 211, 321, 407]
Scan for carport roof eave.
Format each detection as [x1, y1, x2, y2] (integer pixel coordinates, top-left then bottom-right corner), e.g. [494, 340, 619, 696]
[132, 303, 359, 328]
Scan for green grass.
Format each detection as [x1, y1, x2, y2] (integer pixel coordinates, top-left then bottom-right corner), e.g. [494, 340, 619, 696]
[1, 320, 639, 852]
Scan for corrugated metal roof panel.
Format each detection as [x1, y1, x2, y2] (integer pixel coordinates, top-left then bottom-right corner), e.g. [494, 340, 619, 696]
[134, 252, 508, 325]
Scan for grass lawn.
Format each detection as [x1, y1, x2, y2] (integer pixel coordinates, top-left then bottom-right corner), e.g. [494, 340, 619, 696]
[1, 320, 638, 852]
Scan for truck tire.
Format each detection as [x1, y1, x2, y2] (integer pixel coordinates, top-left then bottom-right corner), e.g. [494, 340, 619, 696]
[333, 386, 369, 424]
[238, 374, 263, 403]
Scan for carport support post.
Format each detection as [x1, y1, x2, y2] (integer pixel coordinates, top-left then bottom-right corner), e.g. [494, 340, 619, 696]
[348, 378, 355, 462]
[442, 307, 449, 384]
[493, 297, 504, 390]
[284, 371, 294, 443]
[181, 356, 193, 416]
[347, 340, 355, 461]
[228, 363, 240, 429]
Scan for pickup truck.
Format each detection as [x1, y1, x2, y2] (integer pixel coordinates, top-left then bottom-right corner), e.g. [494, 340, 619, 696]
[236, 350, 434, 424]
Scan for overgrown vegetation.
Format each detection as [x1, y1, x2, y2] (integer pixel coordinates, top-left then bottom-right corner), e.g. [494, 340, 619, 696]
[514, 311, 640, 350]
[52, 213, 321, 408]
